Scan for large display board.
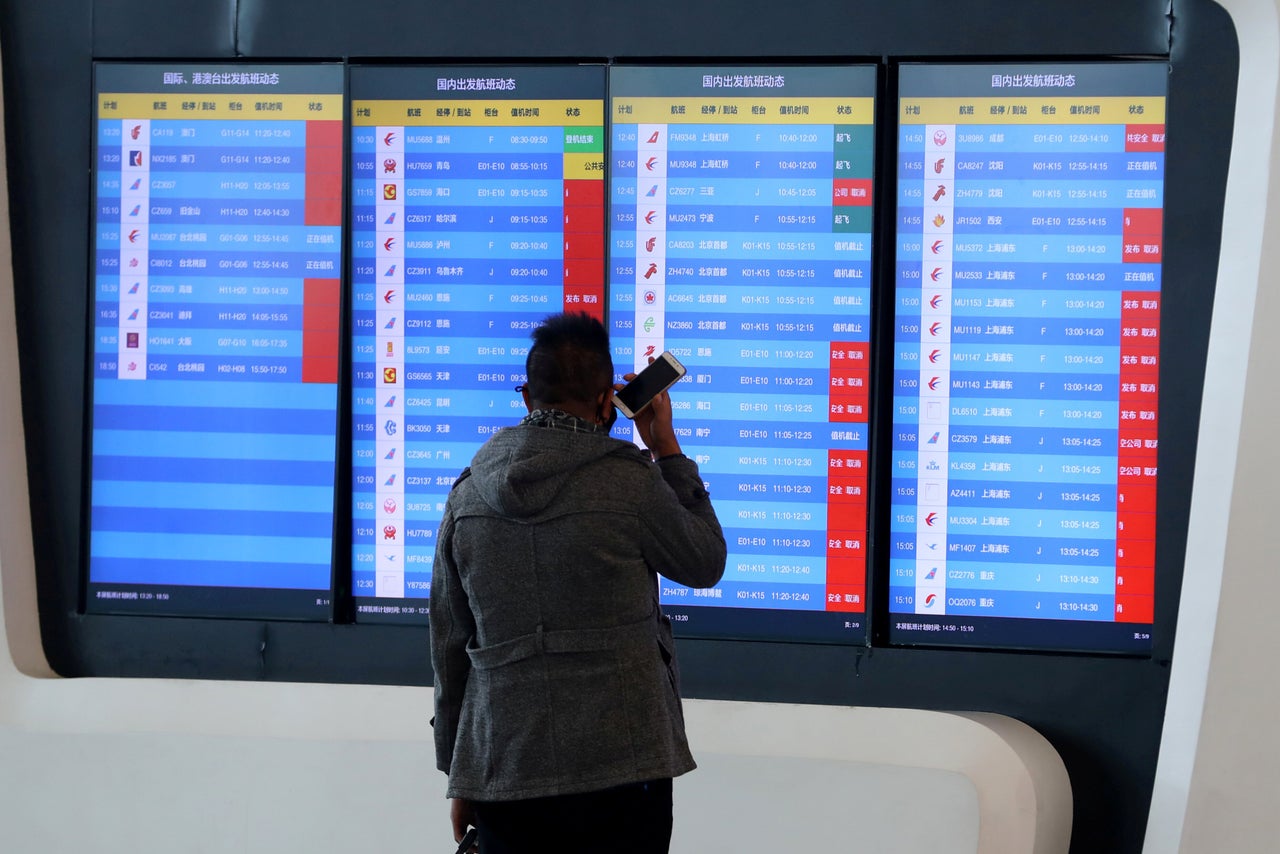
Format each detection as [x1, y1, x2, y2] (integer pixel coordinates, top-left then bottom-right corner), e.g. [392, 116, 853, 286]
[349, 66, 607, 622]
[81, 59, 1168, 651]
[87, 64, 345, 617]
[608, 66, 876, 643]
[889, 63, 1165, 652]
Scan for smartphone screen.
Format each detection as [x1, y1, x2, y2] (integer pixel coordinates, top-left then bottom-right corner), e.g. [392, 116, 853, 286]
[614, 352, 685, 417]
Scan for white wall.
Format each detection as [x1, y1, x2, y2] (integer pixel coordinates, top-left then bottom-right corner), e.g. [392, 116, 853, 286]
[21, 0, 1280, 847]
[0, 44, 1071, 854]
[1142, 1, 1280, 852]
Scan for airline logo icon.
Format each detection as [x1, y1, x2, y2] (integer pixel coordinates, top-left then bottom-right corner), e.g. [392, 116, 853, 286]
[643, 262, 659, 279]
[384, 211, 397, 225]
[644, 290, 657, 305]
[933, 157, 945, 174]
[384, 395, 397, 407]
[645, 184, 658, 197]
[927, 431, 940, 444]
[130, 125, 142, 140]
[384, 264, 397, 277]
[930, 294, 944, 309]
[382, 184, 397, 201]
[647, 130, 660, 143]
[645, 236, 657, 252]
[128, 204, 141, 217]
[932, 129, 948, 147]
[383, 237, 397, 252]
[931, 240, 944, 254]
[932, 213, 946, 227]
[127, 308, 139, 320]
[129, 179, 141, 191]
[128, 282, 140, 294]
[384, 419, 397, 436]
[383, 367, 397, 384]
[932, 185, 947, 202]
[385, 340, 395, 357]
[925, 567, 937, 580]
[644, 344, 657, 357]
[644, 211, 657, 224]
[384, 316, 397, 329]
[384, 473, 397, 486]
[128, 257, 139, 268]
[929, 322, 943, 336]
[924, 593, 938, 607]
[643, 316, 657, 333]
[383, 498, 397, 514]
[384, 289, 396, 303]
[383, 132, 397, 147]
[645, 156, 659, 171]
[928, 349, 941, 363]
[925, 512, 938, 527]
[126, 332, 139, 348]
[384, 448, 397, 460]
[129, 150, 144, 167]
[383, 158, 397, 173]
[928, 377, 941, 391]
[128, 229, 140, 243]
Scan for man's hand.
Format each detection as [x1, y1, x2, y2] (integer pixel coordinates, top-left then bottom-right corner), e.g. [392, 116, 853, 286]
[450, 797, 477, 851]
[619, 361, 682, 459]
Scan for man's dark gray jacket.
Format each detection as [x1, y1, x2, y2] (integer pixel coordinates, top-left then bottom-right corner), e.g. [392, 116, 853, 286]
[430, 416, 727, 802]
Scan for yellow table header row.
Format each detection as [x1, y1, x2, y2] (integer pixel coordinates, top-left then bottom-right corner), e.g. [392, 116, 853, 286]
[99, 93, 343, 120]
[354, 100, 605, 126]
[901, 97, 1165, 124]
[613, 97, 874, 125]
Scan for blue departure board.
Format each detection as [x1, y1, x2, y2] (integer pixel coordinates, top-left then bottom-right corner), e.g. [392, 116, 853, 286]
[608, 66, 876, 643]
[87, 64, 344, 618]
[349, 66, 606, 623]
[889, 63, 1165, 652]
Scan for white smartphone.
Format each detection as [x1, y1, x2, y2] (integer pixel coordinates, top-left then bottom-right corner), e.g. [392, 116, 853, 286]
[612, 351, 687, 419]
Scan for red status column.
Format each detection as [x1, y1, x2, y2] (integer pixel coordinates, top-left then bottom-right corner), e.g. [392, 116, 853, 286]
[1114, 126, 1163, 623]
[826, 342, 869, 613]
[302, 119, 343, 383]
[562, 178, 604, 319]
[1115, 290, 1159, 624]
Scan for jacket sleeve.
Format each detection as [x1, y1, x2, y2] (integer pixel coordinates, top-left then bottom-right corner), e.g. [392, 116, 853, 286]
[641, 453, 727, 589]
[429, 509, 475, 775]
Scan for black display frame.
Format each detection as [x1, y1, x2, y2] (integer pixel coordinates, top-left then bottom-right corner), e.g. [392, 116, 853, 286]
[880, 59, 1169, 655]
[606, 61, 880, 646]
[83, 60, 349, 622]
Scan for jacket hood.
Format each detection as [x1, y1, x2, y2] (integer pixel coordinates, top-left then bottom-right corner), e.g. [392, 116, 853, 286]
[466, 420, 637, 518]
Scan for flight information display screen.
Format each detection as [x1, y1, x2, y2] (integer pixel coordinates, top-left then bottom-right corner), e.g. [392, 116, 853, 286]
[609, 66, 876, 643]
[350, 65, 606, 623]
[87, 64, 344, 617]
[889, 63, 1165, 652]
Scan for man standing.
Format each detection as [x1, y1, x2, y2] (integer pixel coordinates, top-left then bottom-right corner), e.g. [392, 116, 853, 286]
[430, 312, 726, 853]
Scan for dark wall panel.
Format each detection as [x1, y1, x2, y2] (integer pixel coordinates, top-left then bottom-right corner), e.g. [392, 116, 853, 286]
[93, 0, 237, 58]
[1, 0, 95, 671]
[237, 0, 1172, 59]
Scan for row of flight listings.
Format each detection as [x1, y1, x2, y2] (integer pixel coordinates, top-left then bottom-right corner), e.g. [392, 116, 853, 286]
[84, 61, 1168, 655]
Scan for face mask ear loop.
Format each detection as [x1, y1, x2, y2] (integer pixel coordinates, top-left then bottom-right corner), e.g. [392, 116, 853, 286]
[598, 392, 618, 432]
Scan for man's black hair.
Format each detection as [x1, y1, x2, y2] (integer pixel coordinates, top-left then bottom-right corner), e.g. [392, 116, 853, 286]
[525, 312, 614, 406]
